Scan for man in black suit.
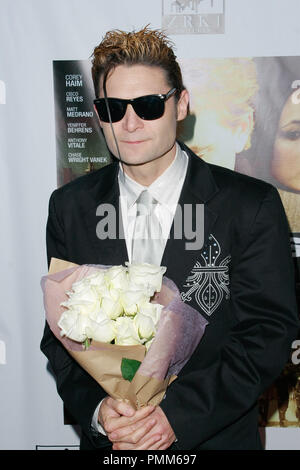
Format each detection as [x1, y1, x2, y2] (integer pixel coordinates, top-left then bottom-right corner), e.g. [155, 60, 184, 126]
[41, 27, 299, 450]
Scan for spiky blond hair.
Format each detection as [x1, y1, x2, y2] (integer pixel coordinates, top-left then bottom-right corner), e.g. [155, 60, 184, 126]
[91, 26, 184, 99]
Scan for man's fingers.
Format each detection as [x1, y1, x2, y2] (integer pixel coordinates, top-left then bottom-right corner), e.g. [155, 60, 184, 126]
[105, 397, 135, 417]
[112, 433, 162, 451]
[105, 398, 155, 419]
[108, 405, 176, 450]
[98, 397, 134, 430]
[106, 405, 154, 431]
[134, 434, 163, 450]
[108, 416, 157, 443]
[103, 402, 156, 434]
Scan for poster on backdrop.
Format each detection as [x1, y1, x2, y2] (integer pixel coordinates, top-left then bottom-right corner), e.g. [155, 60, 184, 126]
[53, 55, 300, 428]
[53, 60, 111, 187]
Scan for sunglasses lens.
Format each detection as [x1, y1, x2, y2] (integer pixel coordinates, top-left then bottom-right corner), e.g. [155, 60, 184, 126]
[95, 92, 170, 122]
[95, 99, 126, 122]
[134, 96, 164, 120]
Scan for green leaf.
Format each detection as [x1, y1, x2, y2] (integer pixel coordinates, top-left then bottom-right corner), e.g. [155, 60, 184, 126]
[83, 338, 91, 350]
[121, 358, 141, 382]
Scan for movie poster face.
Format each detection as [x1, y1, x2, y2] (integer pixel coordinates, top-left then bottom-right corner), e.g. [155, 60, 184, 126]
[53, 55, 300, 427]
[179, 57, 300, 240]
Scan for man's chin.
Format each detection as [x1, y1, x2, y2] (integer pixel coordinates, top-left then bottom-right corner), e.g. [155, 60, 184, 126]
[113, 152, 154, 167]
[119, 159, 151, 167]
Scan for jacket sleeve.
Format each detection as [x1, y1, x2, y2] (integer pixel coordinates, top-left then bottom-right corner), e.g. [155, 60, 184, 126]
[160, 186, 300, 449]
[40, 191, 110, 448]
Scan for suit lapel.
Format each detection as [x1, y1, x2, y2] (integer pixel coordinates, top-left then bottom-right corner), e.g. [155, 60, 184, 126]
[161, 143, 219, 288]
[83, 163, 128, 265]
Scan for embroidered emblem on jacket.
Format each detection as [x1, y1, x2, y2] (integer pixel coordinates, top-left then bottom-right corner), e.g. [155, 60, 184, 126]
[181, 235, 231, 316]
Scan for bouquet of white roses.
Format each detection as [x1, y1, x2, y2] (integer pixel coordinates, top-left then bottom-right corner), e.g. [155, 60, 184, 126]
[41, 258, 208, 408]
[57, 262, 166, 352]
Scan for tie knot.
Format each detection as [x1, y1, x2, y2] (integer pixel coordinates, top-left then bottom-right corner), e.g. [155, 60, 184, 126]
[136, 190, 156, 216]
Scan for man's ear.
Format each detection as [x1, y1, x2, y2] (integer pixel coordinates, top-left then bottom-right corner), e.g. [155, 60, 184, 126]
[176, 89, 189, 122]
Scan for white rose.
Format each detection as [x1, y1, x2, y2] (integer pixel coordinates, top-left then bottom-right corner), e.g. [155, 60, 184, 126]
[58, 308, 92, 343]
[134, 311, 156, 340]
[101, 289, 123, 320]
[88, 305, 109, 323]
[69, 277, 91, 294]
[105, 265, 128, 290]
[61, 284, 101, 316]
[126, 263, 167, 296]
[92, 282, 111, 301]
[138, 302, 163, 327]
[87, 318, 116, 343]
[114, 316, 143, 345]
[120, 288, 150, 316]
[86, 270, 106, 293]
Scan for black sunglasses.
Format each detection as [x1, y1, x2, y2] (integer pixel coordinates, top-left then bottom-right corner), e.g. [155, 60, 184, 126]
[94, 87, 177, 123]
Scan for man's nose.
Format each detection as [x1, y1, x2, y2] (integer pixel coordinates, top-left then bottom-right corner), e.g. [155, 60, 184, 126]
[122, 104, 144, 132]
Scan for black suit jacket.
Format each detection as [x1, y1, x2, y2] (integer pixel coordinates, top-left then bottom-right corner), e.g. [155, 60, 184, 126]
[41, 142, 299, 450]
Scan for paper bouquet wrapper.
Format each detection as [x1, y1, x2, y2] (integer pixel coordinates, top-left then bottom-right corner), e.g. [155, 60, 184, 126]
[41, 258, 208, 409]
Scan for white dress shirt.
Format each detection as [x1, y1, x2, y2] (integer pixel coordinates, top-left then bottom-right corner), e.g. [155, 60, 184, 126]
[92, 142, 188, 434]
[119, 142, 188, 263]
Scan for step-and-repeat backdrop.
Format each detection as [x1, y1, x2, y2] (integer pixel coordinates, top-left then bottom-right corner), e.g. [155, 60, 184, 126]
[1, 0, 300, 450]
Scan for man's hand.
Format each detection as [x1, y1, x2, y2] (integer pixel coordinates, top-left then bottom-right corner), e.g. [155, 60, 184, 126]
[98, 396, 157, 443]
[108, 405, 176, 450]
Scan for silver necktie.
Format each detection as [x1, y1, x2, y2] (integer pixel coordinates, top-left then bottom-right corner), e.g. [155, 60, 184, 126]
[131, 190, 163, 265]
